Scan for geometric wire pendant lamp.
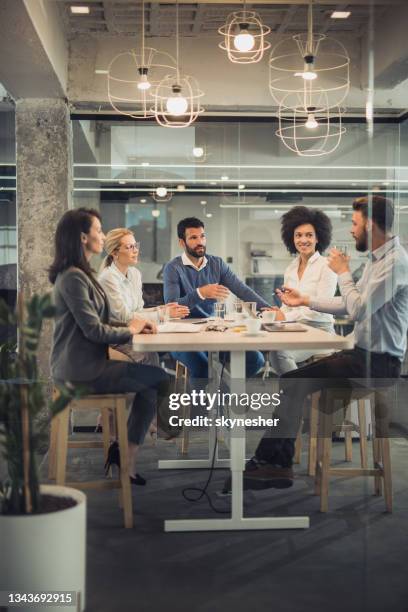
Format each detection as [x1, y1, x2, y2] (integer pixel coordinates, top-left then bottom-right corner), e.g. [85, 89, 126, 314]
[276, 101, 346, 157]
[107, 0, 176, 119]
[151, 0, 204, 128]
[219, 0, 271, 64]
[269, 0, 350, 156]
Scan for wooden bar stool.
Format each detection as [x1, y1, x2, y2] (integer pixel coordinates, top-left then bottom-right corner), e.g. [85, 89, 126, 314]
[48, 391, 133, 528]
[314, 387, 393, 513]
[294, 392, 369, 476]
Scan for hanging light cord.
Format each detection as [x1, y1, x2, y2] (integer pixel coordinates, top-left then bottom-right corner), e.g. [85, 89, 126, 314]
[176, 0, 180, 83]
[307, 0, 313, 56]
[141, 0, 145, 65]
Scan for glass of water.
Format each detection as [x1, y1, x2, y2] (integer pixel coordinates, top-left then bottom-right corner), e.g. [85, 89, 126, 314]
[333, 244, 349, 256]
[157, 305, 170, 324]
[242, 301, 257, 319]
[214, 302, 226, 322]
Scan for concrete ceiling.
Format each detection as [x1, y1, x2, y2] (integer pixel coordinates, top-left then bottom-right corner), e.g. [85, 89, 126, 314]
[0, 1, 407, 115]
[59, 1, 395, 38]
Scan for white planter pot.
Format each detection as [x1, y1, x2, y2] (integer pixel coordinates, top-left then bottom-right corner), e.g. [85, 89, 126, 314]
[0, 485, 86, 612]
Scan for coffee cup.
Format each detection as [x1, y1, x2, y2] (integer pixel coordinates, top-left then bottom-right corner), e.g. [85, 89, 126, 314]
[245, 318, 262, 334]
[261, 310, 277, 323]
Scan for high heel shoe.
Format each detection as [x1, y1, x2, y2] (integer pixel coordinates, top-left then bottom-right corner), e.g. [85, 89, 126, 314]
[130, 473, 146, 486]
[104, 441, 147, 485]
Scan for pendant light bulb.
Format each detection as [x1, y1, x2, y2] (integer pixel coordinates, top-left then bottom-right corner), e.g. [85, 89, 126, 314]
[166, 84, 188, 116]
[137, 67, 151, 91]
[295, 55, 317, 80]
[233, 24, 255, 52]
[305, 113, 318, 129]
[156, 186, 168, 198]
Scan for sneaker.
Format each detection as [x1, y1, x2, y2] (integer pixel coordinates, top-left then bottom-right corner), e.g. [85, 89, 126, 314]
[222, 457, 294, 493]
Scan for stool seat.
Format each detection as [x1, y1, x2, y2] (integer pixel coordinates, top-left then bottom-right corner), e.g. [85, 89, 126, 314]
[49, 390, 133, 528]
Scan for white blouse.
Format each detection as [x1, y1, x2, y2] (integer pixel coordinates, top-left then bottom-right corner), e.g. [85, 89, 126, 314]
[98, 263, 155, 324]
[280, 251, 337, 323]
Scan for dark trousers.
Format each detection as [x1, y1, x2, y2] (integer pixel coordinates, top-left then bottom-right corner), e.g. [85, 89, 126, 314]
[255, 347, 401, 467]
[87, 361, 170, 445]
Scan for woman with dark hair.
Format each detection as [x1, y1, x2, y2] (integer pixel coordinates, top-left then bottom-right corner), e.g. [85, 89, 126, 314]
[49, 208, 170, 486]
[269, 206, 338, 374]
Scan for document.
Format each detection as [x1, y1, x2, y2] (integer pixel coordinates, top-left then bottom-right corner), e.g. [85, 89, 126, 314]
[157, 322, 202, 333]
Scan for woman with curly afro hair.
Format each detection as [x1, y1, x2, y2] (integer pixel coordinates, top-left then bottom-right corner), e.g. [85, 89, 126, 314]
[268, 206, 338, 374]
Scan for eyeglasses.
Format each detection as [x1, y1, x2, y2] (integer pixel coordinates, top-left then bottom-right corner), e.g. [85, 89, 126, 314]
[122, 242, 140, 252]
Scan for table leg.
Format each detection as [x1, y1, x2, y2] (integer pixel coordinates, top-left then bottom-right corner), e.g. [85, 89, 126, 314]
[164, 351, 310, 532]
[159, 351, 230, 470]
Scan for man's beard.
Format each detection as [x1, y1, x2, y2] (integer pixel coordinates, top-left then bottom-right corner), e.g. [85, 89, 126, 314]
[355, 229, 368, 252]
[186, 244, 206, 259]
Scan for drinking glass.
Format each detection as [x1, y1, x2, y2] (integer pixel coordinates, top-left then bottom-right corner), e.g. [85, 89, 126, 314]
[242, 301, 257, 319]
[232, 300, 245, 322]
[157, 305, 170, 324]
[333, 244, 349, 256]
[214, 302, 226, 322]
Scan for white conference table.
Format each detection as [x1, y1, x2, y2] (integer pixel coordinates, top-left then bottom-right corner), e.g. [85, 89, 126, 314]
[133, 323, 353, 532]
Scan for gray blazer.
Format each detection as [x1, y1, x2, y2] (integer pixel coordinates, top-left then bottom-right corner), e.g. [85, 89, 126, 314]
[51, 267, 132, 382]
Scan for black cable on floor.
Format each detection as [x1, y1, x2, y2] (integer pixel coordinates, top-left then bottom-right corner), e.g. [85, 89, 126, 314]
[181, 355, 230, 514]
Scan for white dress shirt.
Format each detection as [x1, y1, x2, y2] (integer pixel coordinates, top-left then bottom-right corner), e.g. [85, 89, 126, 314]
[281, 251, 337, 323]
[99, 263, 154, 324]
[310, 236, 408, 360]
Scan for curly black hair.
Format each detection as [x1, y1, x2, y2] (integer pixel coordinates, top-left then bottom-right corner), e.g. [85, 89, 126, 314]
[280, 206, 332, 255]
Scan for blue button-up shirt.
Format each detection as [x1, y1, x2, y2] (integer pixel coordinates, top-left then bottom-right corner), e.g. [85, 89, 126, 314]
[310, 236, 408, 360]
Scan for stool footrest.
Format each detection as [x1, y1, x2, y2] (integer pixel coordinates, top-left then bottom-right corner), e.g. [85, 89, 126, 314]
[65, 480, 121, 491]
[68, 441, 105, 449]
[318, 465, 383, 478]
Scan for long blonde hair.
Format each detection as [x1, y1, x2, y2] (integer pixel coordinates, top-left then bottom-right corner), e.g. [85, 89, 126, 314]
[100, 227, 135, 270]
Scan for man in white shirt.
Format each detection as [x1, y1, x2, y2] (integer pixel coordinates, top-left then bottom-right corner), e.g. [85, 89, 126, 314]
[241, 195, 408, 490]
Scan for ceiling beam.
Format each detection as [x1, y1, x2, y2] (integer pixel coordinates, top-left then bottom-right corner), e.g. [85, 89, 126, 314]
[149, 1, 160, 36]
[192, 4, 206, 35]
[72, 0, 404, 5]
[0, 0, 67, 99]
[320, 3, 349, 34]
[276, 5, 297, 34]
[142, 0, 403, 5]
[102, 1, 117, 33]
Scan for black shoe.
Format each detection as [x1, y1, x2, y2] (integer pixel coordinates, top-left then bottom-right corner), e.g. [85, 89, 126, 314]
[130, 473, 146, 486]
[104, 440, 120, 476]
[222, 457, 294, 493]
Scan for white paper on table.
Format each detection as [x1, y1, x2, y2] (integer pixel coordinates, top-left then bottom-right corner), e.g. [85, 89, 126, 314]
[157, 322, 203, 333]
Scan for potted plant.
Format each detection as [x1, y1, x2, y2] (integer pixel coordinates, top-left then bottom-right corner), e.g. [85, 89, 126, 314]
[0, 293, 86, 612]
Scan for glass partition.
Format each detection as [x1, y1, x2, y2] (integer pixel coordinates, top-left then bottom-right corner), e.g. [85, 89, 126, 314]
[0, 109, 16, 315]
[72, 118, 403, 304]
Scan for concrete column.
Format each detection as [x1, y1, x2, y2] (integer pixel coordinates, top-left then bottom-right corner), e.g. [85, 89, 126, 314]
[16, 98, 72, 379]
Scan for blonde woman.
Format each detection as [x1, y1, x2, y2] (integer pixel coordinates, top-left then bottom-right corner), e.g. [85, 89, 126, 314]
[99, 228, 189, 366]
